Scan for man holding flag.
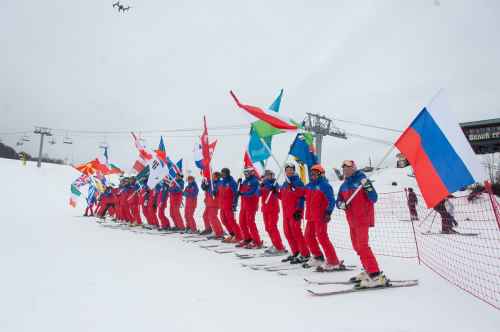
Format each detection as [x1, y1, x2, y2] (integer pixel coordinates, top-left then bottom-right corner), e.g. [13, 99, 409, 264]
[169, 173, 185, 231]
[219, 168, 242, 243]
[183, 175, 199, 233]
[236, 168, 262, 249]
[336, 160, 384, 288]
[280, 163, 310, 264]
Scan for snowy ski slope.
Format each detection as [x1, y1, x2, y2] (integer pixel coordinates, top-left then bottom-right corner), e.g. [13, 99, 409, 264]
[0, 158, 499, 332]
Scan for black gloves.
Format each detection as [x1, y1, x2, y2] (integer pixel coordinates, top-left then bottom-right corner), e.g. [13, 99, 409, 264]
[361, 178, 374, 192]
[336, 200, 348, 210]
[292, 210, 302, 221]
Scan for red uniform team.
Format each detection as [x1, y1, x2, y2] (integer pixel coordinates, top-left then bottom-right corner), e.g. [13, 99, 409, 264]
[90, 160, 387, 288]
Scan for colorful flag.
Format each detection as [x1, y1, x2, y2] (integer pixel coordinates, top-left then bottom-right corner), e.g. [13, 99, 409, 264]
[87, 184, 97, 204]
[289, 133, 318, 170]
[73, 159, 101, 175]
[200, 116, 212, 180]
[297, 161, 308, 184]
[395, 92, 487, 208]
[230, 91, 299, 130]
[92, 177, 106, 193]
[147, 157, 169, 189]
[243, 150, 261, 178]
[193, 142, 204, 171]
[247, 89, 284, 164]
[156, 136, 167, 164]
[107, 163, 123, 175]
[131, 132, 153, 174]
[72, 174, 90, 188]
[69, 184, 82, 208]
[136, 165, 150, 184]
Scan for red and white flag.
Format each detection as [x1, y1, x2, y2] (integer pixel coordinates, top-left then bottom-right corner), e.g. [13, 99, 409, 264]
[200, 117, 212, 180]
[131, 132, 153, 174]
[244, 150, 262, 178]
[230, 91, 299, 131]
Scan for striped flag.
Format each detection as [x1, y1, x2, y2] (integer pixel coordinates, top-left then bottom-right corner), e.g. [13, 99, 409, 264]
[230, 91, 299, 130]
[395, 92, 487, 207]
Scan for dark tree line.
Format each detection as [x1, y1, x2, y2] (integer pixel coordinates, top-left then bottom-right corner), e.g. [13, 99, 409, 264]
[0, 142, 65, 165]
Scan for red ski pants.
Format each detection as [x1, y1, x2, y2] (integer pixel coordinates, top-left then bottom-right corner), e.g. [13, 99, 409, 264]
[220, 208, 242, 240]
[84, 205, 94, 216]
[170, 203, 184, 229]
[131, 205, 142, 225]
[283, 216, 309, 257]
[142, 205, 153, 225]
[263, 210, 284, 251]
[305, 219, 340, 265]
[122, 204, 133, 223]
[157, 203, 171, 228]
[349, 225, 379, 274]
[203, 207, 224, 236]
[239, 208, 261, 245]
[147, 206, 159, 226]
[184, 200, 197, 231]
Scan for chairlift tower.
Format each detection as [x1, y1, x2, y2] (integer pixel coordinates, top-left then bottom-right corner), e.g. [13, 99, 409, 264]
[33, 127, 53, 168]
[302, 113, 347, 163]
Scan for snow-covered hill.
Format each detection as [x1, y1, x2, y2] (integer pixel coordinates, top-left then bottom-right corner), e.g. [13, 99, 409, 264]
[0, 158, 499, 332]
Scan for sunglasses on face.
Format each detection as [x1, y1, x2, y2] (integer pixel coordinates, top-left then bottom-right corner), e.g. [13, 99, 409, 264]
[342, 160, 354, 168]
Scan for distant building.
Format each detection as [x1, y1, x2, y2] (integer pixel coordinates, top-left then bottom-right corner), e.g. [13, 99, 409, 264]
[460, 118, 500, 154]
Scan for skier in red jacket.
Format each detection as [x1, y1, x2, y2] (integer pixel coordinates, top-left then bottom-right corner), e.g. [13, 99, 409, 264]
[145, 186, 159, 228]
[156, 180, 171, 230]
[183, 175, 199, 233]
[280, 163, 310, 264]
[236, 168, 262, 249]
[219, 168, 242, 243]
[304, 164, 344, 271]
[200, 172, 225, 239]
[169, 174, 185, 231]
[336, 160, 387, 288]
[260, 170, 286, 255]
[127, 177, 142, 226]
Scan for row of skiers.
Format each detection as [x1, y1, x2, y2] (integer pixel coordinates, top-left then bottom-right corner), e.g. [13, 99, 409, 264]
[85, 159, 387, 288]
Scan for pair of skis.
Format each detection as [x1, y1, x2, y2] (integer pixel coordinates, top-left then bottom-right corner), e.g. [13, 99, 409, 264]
[421, 231, 479, 236]
[304, 277, 419, 296]
[234, 252, 288, 260]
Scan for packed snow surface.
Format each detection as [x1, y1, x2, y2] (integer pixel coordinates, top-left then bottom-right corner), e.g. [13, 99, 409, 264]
[0, 158, 499, 332]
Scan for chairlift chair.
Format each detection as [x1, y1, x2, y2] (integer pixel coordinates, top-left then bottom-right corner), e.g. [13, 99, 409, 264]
[63, 135, 73, 145]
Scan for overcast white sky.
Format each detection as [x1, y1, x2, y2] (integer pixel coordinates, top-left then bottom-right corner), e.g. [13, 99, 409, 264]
[1, 0, 499, 175]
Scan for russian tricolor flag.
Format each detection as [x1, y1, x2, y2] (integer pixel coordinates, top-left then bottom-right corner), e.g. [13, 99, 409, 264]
[395, 92, 487, 208]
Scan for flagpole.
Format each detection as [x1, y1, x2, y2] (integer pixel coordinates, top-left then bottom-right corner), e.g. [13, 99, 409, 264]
[345, 144, 396, 206]
[258, 137, 282, 170]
